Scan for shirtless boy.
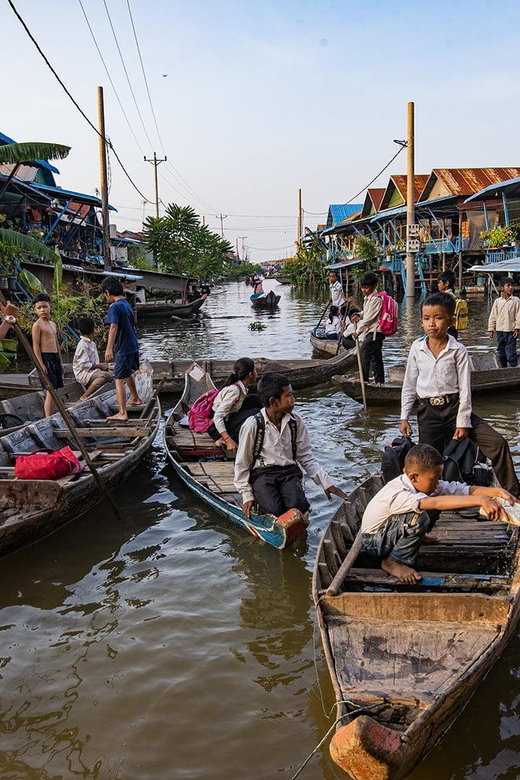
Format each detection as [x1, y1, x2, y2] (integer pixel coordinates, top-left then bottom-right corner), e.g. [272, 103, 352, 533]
[32, 293, 64, 417]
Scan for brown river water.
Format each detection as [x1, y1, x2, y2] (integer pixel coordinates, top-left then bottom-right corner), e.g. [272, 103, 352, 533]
[1, 281, 519, 779]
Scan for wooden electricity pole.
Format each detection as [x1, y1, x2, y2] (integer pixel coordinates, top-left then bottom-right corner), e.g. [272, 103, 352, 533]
[297, 188, 302, 247]
[144, 151, 167, 217]
[405, 101, 415, 298]
[97, 86, 111, 272]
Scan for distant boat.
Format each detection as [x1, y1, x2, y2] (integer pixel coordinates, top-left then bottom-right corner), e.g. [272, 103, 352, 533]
[250, 290, 280, 310]
[136, 295, 207, 320]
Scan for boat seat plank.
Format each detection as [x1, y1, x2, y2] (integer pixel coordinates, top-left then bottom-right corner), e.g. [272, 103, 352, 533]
[54, 428, 149, 438]
[328, 618, 500, 697]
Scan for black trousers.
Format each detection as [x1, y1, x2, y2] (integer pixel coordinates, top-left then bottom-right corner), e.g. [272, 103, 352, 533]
[250, 464, 309, 516]
[207, 395, 261, 441]
[417, 397, 520, 495]
[361, 332, 385, 384]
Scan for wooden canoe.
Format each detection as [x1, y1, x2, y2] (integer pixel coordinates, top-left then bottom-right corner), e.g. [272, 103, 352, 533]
[250, 291, 281, 309]
[2, 351, 358, 400]
[163, 362, 308, 548]
[332, 353, 520, 406]
[313, 472, 520, 780]
[136, 295, 207, 319]
[0, 363, 160, 558]
[310, 334, 346, 357]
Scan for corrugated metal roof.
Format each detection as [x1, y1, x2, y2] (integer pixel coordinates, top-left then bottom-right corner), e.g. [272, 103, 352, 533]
[327, 258, 363, 270]
[464, 176, 520, 203]
[326, 203, 363, 228]
[390, 175, 429, 202]
[370, 204, 406, 222]
[419, 168, 520, 201]
[29, 180, 117, 211]
[467, 258, 520, 273]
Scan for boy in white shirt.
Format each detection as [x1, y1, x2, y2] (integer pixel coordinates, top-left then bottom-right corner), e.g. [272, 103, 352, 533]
[234, 373, 347, 517]
[488, 276, 520, 368]
[350, 272, 385, 383]
[361, 443, 514, 584]
[73, 317, 113, 400]
[400, 292, 519, 495]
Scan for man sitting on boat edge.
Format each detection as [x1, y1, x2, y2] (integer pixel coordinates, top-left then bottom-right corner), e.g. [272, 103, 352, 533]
[234, 372, 348, 518]
[361, 443, 515, 585]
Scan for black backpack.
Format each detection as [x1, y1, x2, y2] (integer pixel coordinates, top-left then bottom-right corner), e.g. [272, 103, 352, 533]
[442, 438, 492, 486]
[381, 436, 416, 484]
[251, 412, 297, 470]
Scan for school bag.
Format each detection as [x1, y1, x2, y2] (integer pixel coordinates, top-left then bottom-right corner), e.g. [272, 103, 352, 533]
[442, 438, 492, 486]
[187, 388, 220, 433]
[380, 435, 416, 484]
[377, 291, 399, 336]
[251, 412, 297, 469]
[454, 298, 469, 331]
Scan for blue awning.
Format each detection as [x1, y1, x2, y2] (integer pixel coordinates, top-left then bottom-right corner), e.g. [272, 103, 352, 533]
[467, 258, 520, 274]
[464, 177, 520, 204]
[327, 258, 363, 270]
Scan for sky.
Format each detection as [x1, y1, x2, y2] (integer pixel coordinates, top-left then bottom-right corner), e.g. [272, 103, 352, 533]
[2, 0, 520, 264]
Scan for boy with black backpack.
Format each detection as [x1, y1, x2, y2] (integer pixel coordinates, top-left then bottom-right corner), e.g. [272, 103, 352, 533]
[234, 373, 347, 518]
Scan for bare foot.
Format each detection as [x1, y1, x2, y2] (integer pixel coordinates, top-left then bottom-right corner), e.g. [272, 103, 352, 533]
[381, 556, 422, 584]
[107, 412, 128, 422]
[423, 533, 439, 545]
[127, 397, 142, 406]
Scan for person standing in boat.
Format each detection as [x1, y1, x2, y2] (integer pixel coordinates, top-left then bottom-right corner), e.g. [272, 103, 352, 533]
[437, 270, 459, 339]
[234, 372, 347, 518]
[252, 277, 264, 295]
[328, 270, 347, 317]
[32, 293, 65, 417]
[207, 357, 261, 451]
[350, 272, 385, 384]
[488, 276, 520, 368]
[400, 292, 520, 496]
[361, 443, 515, 584]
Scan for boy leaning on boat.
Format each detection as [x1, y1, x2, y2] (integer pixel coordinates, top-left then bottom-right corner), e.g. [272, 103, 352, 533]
[361, 443, 515, 585]
[234, 372, 347, 518]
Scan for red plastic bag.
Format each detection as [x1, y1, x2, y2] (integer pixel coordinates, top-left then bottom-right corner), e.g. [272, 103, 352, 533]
[15, 446, 83, 480]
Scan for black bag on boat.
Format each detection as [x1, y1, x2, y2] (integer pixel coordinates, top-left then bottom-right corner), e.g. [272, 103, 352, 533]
[442, 437, 492, 486]
[381, 436, 416, 484]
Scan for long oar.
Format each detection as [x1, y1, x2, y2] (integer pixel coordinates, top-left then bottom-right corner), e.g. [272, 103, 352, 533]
[316, 301, 330, 327]
[0, 293, 122, 520]
[326, 530, 363, 596]
[355, 331, 368, 412]
[335, 312, 347, 356]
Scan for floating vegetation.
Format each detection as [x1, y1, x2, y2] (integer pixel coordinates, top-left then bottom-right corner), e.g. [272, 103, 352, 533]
[249, 321, 266, 331]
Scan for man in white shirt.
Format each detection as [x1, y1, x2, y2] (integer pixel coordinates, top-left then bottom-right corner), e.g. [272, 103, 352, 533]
[361, 443, 514, 584]
[73, 317, 113, 400]
[488, 277, 520, 367]
[234, 373, 347, 517]
[328, 271, 347, 314]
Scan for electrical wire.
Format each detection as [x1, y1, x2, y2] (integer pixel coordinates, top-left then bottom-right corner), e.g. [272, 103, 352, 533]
[77, 0, 146, 156]
[340, 145, 407, 207]
[6, 0, 153, 204]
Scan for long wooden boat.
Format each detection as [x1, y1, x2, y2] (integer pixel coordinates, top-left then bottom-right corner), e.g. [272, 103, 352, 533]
[250, 291, 281, 310]
[163, 362, 308, 548]
[313, 472, 520, 779]
[332, 353, 520, 406]
[2, 351, 358, 400]
[0, 363, 160, 558]
[310, 333, 346, 357]
[136, 295, 207, 319]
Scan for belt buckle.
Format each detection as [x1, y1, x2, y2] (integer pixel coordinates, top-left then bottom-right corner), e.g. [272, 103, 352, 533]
[430, 396, 445, 407]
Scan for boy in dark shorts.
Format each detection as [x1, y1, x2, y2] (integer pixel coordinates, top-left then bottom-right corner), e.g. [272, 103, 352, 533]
[101, 278, 141, 421]
[32, 293, 64, 417]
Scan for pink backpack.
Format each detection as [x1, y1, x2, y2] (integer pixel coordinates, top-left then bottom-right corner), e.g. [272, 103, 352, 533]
[377, 291, 398, 336]
[187, 389, 220, 433]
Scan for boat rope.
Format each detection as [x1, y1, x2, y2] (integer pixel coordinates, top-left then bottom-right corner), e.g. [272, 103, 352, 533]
[289, 705, 379, 779]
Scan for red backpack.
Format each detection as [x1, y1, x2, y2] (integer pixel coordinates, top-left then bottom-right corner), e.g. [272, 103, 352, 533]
[377, 291, 398, 336]
[187, 389, 220, 433]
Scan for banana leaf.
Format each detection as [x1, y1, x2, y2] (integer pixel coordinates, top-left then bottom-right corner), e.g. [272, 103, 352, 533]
[0, 229, 59, 263]
[19, 268, 44, 293]
[0, 142, 70, 165]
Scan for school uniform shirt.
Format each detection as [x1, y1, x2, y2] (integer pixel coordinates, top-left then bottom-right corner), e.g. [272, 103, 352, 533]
[329, 281, 346, 308]
[73, 336, 100, 386]
[105, 298, 139, 355]
[325, 315, 342, 336]
[343, 322, 366, 343]
[361, 473, 469, 534]
[234, 408, 333, 504]
[357, 291, 382, 336]
[487, 295, 520, 333]
[212, 381, 248, 434]
[400, 334, 472, 428]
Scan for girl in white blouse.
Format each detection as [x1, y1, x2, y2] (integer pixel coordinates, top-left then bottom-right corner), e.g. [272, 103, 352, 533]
[207, 357, 261, 451]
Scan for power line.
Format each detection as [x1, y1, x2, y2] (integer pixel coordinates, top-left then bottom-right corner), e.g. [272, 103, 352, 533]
[7, 0, 152, 204]
[341, 145, 407, 207]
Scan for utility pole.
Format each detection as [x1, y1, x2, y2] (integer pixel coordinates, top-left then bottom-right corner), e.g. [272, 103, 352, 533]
[238, 236, 247, 263]
[405, 102, 416, 298]
[97, 86, 111, 271]
[218, 214, 227, 237]
[144, 151, 167, 217]
[297, 188, 302, 247]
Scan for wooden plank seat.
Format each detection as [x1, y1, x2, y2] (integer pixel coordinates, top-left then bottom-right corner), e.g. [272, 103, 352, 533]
[332, 566, 510, 591]
[182, 461, 237, 495]
[54, 427, 150, 438]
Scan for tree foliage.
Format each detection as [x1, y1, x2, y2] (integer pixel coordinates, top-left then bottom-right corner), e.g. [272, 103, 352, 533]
[0, 141, 71, 165]
[282, 231, 328, 293]
[143, 204, 233, 278]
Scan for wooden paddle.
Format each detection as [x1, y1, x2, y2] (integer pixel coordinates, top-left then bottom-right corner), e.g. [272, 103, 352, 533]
[0, 293, 122, 521]
[355, 329, 368, 412]
[335, 312, 347, 356]
[316, 301, 330, 327]
[326, 529, 363, 596]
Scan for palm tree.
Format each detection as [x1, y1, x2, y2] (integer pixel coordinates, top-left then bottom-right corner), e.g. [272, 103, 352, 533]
[0, 141, 70, 200]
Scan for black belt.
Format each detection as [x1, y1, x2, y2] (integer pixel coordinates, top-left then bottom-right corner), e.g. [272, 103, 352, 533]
[419, 393, 459, 407]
